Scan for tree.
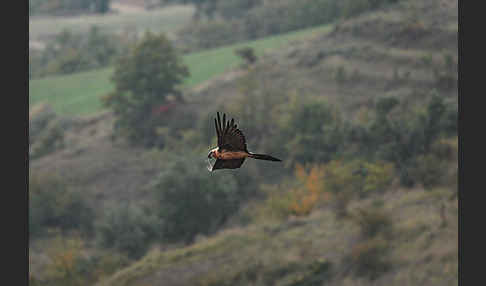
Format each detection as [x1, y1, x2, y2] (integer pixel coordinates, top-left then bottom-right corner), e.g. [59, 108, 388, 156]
[281, 96, 347, 166]
[153, 156, 239, 244]
[103, 32, 189, 147]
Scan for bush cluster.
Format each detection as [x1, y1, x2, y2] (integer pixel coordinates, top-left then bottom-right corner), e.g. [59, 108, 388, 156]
[225, 72, 454, 191]
[37, 236, 131, 286]
[176, 0, 403, 52]
[279, 97, 347, 166]
[351, 93, 456, 187]
[96, 205, 161, 258]
[29, 104, 66, 160]
[152, 156, 241, 243]
[350, 201, 393, 279]
[29, 173, 95, 238]
[29, 26, 131, 79]
[350, 236, 391, 280]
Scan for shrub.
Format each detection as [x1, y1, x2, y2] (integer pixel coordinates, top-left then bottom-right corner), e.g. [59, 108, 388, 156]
[29, 103, 56, 143]
[334, 66, 348, 85]
[288, 164, 327, 216]
[89, 251, 131, 281]
[433, 53, 457, 91]
[352, 203, 392, 239]
[281, 97, 347, 166]
[332, 190, 354, 219]
[235, 46, 258, 65]
[258, 159, 383, 220]
[43, 236, 127, 286]
[431, 137, 458, 162]
[257, 183, 295, 221]
[321, 160, 360, 217]
[323, 160, 361, 193]
[29, 173, 94, 238]
[29, 119, 65, 160]
[29, 104, 66, 159]
[96, 205, 161, 259]
[44, 236, 92, 286]
[358, 94, 456, 187]
[152, 156, 240, 243]
[350, 236, 390, 280]
[409, 154, 447, 189]
[362, 161, 395, 193]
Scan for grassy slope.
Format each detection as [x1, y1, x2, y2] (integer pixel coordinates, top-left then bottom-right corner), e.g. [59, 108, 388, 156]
[94, 1, 457, 285]
[29, 68, 115, 115]
[99, 188, 457, 286]
[29, 24, 332, 116]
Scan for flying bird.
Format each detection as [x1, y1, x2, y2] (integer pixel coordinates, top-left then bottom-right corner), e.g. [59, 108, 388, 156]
[207, 112, 282, 171]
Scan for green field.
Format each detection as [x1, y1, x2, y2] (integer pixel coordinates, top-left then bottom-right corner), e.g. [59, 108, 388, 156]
[29, 24, 332, 116]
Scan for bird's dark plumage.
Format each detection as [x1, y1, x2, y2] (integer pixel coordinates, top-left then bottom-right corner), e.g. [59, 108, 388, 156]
[215, 112, 248, 152]
[211, 158, 246, 170]
[208, 112, 281, 171]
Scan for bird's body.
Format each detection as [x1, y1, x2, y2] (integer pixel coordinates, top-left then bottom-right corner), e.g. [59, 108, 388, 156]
[207, 112, 281, 171]
[210, 147, 249, 160]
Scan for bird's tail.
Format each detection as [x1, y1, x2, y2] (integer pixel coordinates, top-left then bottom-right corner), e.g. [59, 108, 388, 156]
[248, 153, 282, 162]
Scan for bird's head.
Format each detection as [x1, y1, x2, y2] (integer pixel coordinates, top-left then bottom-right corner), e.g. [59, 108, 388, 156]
[208, 147, 219, 159]
[207, 147, 219, 172]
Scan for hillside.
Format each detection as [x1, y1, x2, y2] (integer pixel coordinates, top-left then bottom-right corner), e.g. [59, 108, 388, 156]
[191, 0, 458, 119]
[100, 188, 457, 286]
[29, 0, 458, 285]
[29, 24, 332, 116]
[99, 0, 458, 285]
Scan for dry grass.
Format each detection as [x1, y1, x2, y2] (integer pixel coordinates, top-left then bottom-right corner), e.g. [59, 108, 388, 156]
[95, 187, 456, 286]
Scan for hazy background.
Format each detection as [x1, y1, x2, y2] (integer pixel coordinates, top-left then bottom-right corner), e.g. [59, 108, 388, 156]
[29, 0, 458, 285]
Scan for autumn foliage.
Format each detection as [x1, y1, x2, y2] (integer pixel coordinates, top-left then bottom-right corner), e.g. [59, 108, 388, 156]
[289, 164, 328, 216]
[261, 160, 395, 219]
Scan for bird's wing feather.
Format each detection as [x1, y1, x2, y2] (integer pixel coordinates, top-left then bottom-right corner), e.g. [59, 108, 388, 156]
[212, 158, 245, 170]
[215, 112, 248, 152]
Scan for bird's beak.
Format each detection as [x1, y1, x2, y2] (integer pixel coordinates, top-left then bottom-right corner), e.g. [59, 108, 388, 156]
[207, 152, 215, 172]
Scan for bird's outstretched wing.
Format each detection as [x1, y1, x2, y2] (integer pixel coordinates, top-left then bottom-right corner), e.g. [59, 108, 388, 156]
[211, 158, 246, 170]
[214, 112, 248, 152]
